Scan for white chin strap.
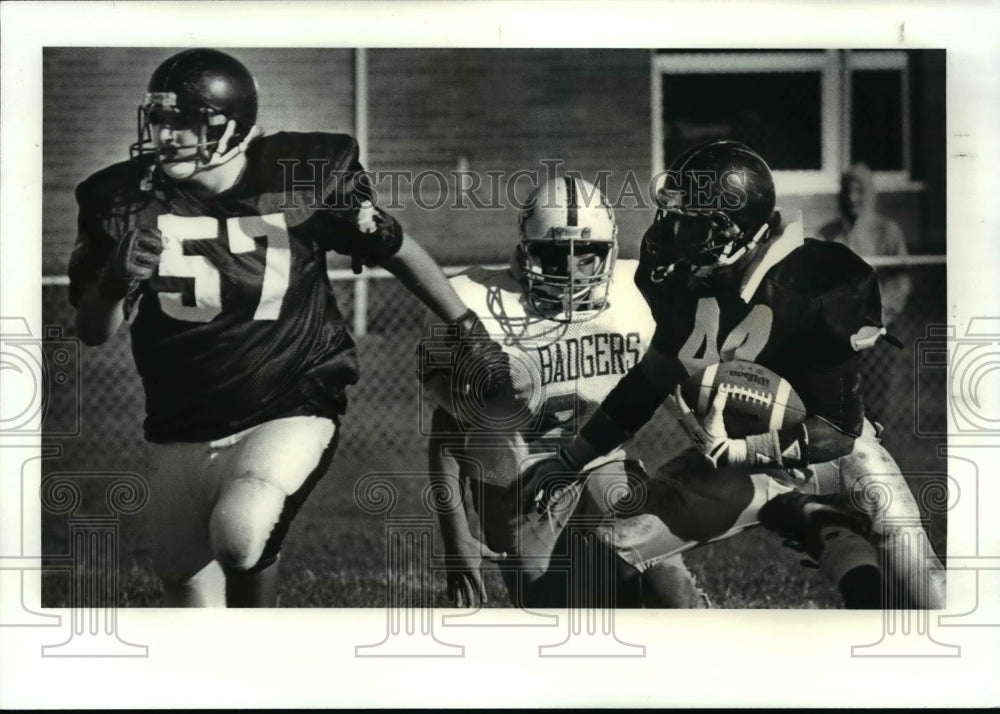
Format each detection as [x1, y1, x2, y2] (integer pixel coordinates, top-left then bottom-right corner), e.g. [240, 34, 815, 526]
[709, 221, 771, 270]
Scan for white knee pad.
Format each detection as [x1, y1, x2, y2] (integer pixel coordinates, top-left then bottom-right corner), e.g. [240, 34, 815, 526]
[839, 434, 920, 534]
[210, 477, 287, 573]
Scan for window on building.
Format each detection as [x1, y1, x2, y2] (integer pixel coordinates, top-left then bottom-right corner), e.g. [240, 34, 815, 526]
[847, 51, 910, 176]
[652, 50, 916, 194]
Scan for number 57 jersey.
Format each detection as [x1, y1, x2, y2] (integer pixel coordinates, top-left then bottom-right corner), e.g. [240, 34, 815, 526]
[68, 132, 398, 443]
[423, 260, 656, 474]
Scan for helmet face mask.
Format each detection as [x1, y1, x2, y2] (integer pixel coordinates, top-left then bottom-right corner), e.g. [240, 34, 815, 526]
[516, 177, 618, 322]
[130, 49, 259, 174]
[134, 92, 231, 165]
[519, 239, 616, 317]
[658, 205, 768, 269]
[648, 141, 776, 278]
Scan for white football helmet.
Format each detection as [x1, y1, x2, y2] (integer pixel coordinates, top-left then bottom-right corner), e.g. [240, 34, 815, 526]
[515, 176, 618, 321]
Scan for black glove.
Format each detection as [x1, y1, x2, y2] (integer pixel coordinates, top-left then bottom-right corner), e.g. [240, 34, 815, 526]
[349, 202, 403, 275]
[450, 309, 518, 423]
[98, 226, 163, 302]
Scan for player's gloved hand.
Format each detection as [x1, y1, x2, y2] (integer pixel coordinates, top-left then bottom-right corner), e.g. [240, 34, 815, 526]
[98, 225, 164, 302]
[522, 448, 587, 517]
[347, 202, 403, 275]
[451, 309, 516, 406]
[673, 385, 749, 468]
[443, 532, 506, 608]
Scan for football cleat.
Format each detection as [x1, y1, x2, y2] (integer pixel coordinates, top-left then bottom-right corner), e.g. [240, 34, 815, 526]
[514, 176, 618, 321]
[758, 491, 873, 561]
[130, 49, 259, 166]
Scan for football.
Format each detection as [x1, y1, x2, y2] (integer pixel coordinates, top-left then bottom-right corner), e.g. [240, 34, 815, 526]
[680, 360, 807, 438]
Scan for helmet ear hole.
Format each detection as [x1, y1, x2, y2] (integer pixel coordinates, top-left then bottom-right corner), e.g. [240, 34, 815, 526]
[205, 120, 230, 147]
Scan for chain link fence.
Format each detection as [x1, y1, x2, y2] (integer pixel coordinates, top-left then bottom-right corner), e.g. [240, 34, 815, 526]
[40, 260, 946, 476]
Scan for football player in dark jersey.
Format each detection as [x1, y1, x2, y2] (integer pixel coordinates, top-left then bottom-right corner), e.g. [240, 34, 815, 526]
[524, 140, 944, 609]
[69, 49, 511, 607]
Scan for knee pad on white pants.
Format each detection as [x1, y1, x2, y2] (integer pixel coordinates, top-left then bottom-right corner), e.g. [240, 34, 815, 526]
[210, 477, 288, 574]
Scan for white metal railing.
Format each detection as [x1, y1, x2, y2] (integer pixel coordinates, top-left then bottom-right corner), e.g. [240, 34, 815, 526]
[39, 254, 944, 337]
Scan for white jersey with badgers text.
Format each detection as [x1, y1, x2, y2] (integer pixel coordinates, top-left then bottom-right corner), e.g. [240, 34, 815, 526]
[422, 260, 655, 486]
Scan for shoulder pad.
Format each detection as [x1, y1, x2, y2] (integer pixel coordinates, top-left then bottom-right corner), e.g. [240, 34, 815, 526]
[251, 132, 360, 175]
[250, 132, 364, 221]
[767, 239, 875, 296]
[772, 239, 884, 345]
[449, 266, 514, 303]
[613, 258, 639, 281]
[75, 159, 153, 210]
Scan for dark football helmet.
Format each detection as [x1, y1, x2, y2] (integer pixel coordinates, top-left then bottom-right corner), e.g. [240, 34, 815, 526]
[130, 49, 259, 165]
[647, 140, 776, 274]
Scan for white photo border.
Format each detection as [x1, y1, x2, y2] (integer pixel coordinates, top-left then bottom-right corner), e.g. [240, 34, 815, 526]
[2, 1, 998, 708]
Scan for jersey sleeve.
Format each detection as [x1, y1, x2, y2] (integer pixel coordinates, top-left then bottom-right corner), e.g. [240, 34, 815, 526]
[281, 132, 403, 269]
[783, 241, 886, 436]
[815, 245, 886, 351]
[67, 166, 143, 313]
[67, 191, 112, 307]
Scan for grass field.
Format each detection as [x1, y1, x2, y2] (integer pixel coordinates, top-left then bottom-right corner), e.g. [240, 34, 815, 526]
[39, 278, 947, 610]
[41, 448, 851, 610]
[39, 371, 945, 612]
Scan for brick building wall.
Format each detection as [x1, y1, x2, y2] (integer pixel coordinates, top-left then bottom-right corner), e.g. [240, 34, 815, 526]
[42, 48, 941, 274]
[366, 48, 654, 263]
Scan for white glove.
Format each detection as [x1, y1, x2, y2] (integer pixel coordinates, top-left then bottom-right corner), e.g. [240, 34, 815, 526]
[673, 385, 749, 468]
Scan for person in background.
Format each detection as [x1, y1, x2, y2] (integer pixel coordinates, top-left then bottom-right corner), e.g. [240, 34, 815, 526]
[819, 163, 912, 326]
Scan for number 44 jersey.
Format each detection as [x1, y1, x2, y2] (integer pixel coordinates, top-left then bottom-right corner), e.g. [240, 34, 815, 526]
[635, 214, 889, 438]
[423, 260, 656, 465]
[69, 132, 401, 443]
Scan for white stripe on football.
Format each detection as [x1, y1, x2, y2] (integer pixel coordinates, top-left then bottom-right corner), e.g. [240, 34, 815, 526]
[681, 359, 807, 438]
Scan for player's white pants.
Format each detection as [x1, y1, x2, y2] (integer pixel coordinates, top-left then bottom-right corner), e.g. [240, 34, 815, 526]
[146, 415, 337, 587]
[616, 419, 945, 608]
[479, 452, 708, 608]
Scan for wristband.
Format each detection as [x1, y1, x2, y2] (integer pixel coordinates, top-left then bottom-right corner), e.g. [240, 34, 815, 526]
[742, 424, 810, 468]
[578, 407, 632, 460]
[743, 431, 783, 466]
[558, 434, 604, 471]
[726, 438, 749, 465]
